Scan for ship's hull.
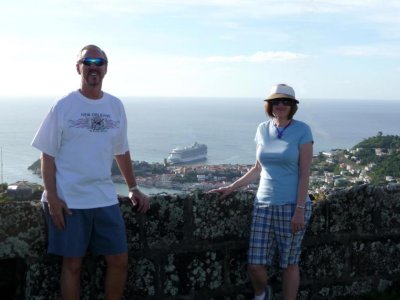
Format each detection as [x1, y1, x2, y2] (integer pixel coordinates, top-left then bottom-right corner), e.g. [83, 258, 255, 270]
[167, 143, 207, 164]
[168, 154, 207, 164]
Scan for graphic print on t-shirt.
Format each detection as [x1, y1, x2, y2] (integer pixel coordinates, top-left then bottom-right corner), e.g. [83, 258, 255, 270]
[68, 113, 120, 132]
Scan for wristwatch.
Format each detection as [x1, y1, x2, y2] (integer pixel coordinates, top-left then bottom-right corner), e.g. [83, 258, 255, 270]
[129, 186, 140, 192]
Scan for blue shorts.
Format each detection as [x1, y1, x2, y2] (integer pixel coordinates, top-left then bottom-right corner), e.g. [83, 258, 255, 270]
[248, 202, 312, 268]
[43, 203, 128, 257]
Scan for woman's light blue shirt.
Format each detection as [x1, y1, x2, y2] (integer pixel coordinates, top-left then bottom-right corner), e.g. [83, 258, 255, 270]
[255, 119, 313, 205]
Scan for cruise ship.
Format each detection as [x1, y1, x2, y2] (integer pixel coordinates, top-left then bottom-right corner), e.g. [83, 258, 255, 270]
[167, 142, 207, 164]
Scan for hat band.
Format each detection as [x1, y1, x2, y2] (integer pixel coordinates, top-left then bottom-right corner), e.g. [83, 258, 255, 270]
[265, 93, 299, 103]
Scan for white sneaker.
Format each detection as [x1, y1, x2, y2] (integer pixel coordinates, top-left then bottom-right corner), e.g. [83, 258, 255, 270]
[264, 285, 272, 300]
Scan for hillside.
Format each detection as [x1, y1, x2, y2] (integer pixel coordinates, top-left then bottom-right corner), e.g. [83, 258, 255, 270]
[354, 134, 400, 149]
[353, 134, 400, 183]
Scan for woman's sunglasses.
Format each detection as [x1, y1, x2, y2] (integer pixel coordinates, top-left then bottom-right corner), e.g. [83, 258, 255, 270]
[269, 99, 295, 106]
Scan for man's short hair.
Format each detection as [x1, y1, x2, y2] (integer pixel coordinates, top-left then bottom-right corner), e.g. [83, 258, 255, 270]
[77, 45, 108, 62]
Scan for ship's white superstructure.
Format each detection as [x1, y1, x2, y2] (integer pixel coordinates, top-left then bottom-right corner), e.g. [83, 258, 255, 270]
[167, 142, 207, 164]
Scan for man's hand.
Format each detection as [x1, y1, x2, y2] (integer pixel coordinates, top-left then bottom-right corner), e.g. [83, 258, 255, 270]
[129, 189, 150, 213]
[46, 193, 72, 230]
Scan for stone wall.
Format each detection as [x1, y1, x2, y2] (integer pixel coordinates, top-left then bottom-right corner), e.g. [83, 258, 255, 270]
[1, 184, 400, 299]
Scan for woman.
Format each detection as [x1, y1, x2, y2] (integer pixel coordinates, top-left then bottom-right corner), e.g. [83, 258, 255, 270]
[208, 84, 313, 300]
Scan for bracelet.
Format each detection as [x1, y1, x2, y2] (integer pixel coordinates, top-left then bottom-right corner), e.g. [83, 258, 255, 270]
[129, 186, 139, 192]
[296, 204, 305, 209]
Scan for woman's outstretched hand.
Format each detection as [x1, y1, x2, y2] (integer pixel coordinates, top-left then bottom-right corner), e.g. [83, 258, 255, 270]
[207, 185, 235, 200]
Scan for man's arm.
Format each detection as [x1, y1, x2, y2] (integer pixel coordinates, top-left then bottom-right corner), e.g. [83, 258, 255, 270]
[114, 151, 150, 213]
[114, 151, 137, 189]
[41, 152, 71, 229]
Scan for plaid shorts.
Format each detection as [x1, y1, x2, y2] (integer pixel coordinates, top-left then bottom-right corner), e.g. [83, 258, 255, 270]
[248, 202, 312, 268]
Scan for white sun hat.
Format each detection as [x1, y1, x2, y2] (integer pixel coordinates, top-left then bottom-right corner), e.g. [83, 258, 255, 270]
[264, 83, 299, 103]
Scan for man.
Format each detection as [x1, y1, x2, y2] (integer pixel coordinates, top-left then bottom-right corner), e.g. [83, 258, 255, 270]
[32, 44, 150, 300]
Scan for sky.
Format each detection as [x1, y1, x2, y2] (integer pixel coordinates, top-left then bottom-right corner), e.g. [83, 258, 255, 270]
[1, 0, 400, 100]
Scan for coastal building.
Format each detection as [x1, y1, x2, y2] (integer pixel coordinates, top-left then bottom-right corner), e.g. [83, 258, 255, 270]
[386, 176, 395, 182]
[6, 181, 43, 201]
[375, 148, 388, 156]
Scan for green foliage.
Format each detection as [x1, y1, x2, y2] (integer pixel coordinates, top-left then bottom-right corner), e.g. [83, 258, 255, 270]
[27, 159, 41, 171]
[0, 183, 9, 201]
[333, 164, 342, 175]
[311, 155, 337, 173]
[370, 151, 400, 181]
[352, 135, 400, 183]
[354, 148, 376, 162]
[0, 183, 7, 192]
[171, 172, 198, 183]
[28, 159, 168, 177]
[310, 181, 325, 190]
[111, 160, 168, 176]
[354, 135, 400, 150]
[0, 193, 12, 202]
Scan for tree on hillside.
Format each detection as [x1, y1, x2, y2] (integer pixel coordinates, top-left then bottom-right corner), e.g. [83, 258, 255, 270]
[354, 135, 400, 150]
[352, 135, 400, 184]
[370, 152, 400, 183]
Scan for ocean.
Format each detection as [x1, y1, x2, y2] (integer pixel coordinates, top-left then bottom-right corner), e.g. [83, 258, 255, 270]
[1, 96, 399, 194]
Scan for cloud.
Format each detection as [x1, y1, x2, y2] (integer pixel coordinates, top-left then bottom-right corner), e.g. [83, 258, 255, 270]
[333, 44, 400, 58]
[116, 51, 308, 65]
[367, 13, 400, 25]
[182, 51, 308, 63]
[71, 0, 400, 18]
[4, 0, 400, 20]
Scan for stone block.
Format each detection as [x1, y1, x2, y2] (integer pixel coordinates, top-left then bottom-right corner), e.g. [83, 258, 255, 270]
[192, 191, 253, 240]
[126, 257, 156, 298]
[377, 191, 400, 234]
[326, 187, 378, 234]
[301, 242, 348, 280]
[144, 194, 185, 249]
[169, 250, 224, 295]
[0, 201, 46, 259]
[350, 240, 400, 277]
[228, 250, 248, 287]
[120, 201, 141, 251]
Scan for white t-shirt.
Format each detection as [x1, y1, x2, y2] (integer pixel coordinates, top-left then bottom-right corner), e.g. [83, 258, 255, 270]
[31, 91, 129, 209]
